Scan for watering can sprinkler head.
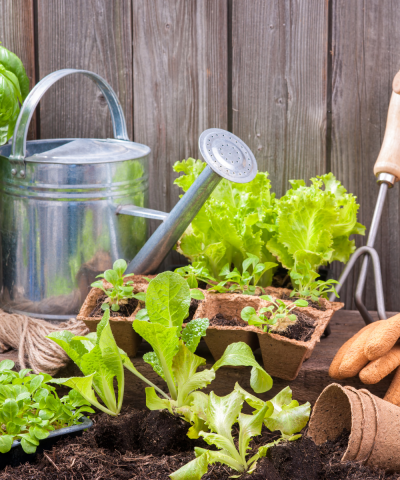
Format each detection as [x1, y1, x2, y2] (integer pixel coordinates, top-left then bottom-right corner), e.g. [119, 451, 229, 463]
[124, 128, 258, 275]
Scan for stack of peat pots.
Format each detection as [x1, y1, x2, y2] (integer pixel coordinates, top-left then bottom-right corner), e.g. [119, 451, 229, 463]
[308, 383, 400, 471]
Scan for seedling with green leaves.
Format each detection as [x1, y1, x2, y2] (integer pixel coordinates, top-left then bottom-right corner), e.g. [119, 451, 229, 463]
[128, 272, 272, 428]
[170, 384, 310, 479]
[174, 263, 217, 289]
[91, 259, 145, 312]
[0, 360, 93, 454]
[241, 295, 308, 333]
[290, 260, 339, 302]
[207, 253, 277, 295]
[47, 309, 160, 416]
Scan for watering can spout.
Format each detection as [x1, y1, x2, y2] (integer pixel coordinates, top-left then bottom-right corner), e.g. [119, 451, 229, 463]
[124, 128, 258, 275]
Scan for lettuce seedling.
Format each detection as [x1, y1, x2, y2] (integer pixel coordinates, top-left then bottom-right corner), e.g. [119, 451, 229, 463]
[174, 263, 217, 289]
[211, 253, 277, 295]
[170, 384, 310, 479]
[47, 304, 193, 417]
[241, 296, 308, 332]
[91, 258, 145, 312]
[124, 272, 272, 422]
[47, 310, 129, 416]
[0, 360, 93, 454]
[290, 260, 339, 302]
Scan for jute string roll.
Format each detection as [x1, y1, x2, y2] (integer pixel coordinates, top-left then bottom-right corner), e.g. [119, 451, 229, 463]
[0, 309, 89, 375]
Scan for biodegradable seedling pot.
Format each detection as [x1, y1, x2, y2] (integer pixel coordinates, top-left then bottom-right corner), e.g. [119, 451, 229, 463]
[0, 417, 93, 471]
[255, 295, 344, 380]
[194, 287, 343, 380]
[77, 276, 152, 357]
[193, 292, 261, 360]
[308, 383, 400, 472]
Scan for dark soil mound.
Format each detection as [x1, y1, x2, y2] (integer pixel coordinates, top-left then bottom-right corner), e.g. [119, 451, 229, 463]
[1, 411, 399, 480]
[276, 311, 316, 342]
[209, 312, 242, 327]
[89, 295, 139, 318]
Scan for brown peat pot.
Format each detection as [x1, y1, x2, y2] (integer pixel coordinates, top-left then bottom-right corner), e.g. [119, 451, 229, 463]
[193, 292, 261, 360]
[256, 295, 343, 380]
[77, 275, 153, 356]
[308, 383, 400, 472]
[194, 287, 343, 380]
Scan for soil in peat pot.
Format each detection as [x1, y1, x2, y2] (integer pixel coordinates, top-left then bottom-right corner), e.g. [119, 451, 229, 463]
[209, 312, 316, 342]
[187, 298, 201, 321]
[280, 294, 327, 311]
[89, 295, 139, 318]
[2, 409, 399, 480]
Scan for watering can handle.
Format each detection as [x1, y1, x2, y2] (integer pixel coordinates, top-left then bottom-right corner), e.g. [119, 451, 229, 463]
[10, 69, 129, 173]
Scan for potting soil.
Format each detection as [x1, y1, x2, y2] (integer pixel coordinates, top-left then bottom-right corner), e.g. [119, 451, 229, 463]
[89, 295, 139, 318]
[1, 409, 399, 480]
[208, 312, 316, 342]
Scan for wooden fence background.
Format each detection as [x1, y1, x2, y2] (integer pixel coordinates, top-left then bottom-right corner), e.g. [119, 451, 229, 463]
[1, 0, 399, 311]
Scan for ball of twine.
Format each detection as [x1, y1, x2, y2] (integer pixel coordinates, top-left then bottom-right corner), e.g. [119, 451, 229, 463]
[0, 310, 89, 375]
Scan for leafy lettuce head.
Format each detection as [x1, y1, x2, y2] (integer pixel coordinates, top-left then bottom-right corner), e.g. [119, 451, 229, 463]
[266, 173, 365, 278]
[173, 158, 277, 286]
[0, 45, 29, 145]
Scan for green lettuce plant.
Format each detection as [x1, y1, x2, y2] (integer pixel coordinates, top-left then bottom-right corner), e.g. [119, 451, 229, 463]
[47, 310, 128, 416]
[173, 159, 278, 286]
[266, 174, 365, 295]
[128, 272, 272, 423]
[289, 261, 339, 302]
[170, 384, 310, 479]
[0, 45, 29, 145]
[241, 296, 308, 332]
[91, 258, 146, 312]
[0, 360, 93, 454]
[174, 161, 365, 299]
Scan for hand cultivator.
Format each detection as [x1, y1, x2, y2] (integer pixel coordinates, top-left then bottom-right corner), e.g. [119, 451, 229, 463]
[330, 70, 400, 325]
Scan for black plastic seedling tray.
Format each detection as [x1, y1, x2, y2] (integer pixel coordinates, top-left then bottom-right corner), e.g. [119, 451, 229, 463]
[0, 416, 93, 470]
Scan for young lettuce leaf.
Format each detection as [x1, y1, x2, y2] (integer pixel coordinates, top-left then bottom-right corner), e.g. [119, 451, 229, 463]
[127, 272, 272, 419]
[170, 384, 309, 480]
[47, 309, 125, 416]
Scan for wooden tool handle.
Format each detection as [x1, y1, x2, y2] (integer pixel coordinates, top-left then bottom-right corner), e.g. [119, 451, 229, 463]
[374, 70, 400, 180]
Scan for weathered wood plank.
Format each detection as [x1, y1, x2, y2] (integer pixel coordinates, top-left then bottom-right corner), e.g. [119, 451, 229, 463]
[0, 0, 36, 139]
[2, 310, 396, 407]
[36, 0, 133, 140]
[231, 0, 329, 199]
[132, 0, 228, 269]
[330, 0, 400, 310]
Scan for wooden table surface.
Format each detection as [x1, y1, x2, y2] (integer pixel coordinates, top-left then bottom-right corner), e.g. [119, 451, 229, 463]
[1, 310, 396, 407]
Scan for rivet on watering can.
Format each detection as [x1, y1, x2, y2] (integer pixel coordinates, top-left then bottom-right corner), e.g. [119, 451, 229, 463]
[11, 169, 16, 175]
[19, 170, 25, 178]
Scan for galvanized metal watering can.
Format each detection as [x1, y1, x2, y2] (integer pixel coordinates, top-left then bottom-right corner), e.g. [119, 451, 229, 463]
[0, 69, 150, 321]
